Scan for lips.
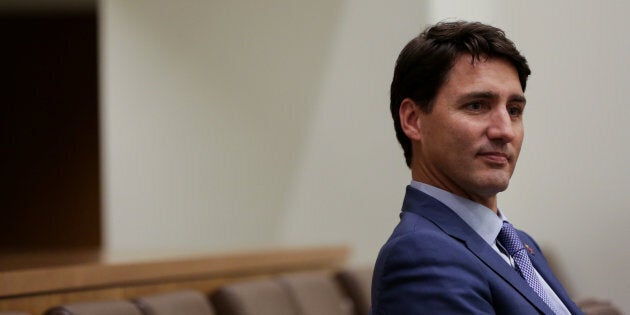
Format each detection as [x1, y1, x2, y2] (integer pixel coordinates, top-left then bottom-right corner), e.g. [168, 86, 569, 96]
[477, 151, 510, 164]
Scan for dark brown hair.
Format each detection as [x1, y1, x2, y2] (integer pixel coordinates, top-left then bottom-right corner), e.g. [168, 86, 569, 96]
[391, 21, 531, 167]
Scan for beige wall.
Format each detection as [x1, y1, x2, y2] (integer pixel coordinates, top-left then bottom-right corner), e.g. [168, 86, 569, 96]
[505, 1, 630, 309]
[101, 0, 629, 311]
[430, 0, 630, 310]
[101, 0, 422, 255]
[101, 0, 348, 253]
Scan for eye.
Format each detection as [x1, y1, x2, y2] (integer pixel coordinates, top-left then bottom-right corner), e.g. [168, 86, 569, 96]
[507, 105, 523, 117]
[466, 102, 483, 111]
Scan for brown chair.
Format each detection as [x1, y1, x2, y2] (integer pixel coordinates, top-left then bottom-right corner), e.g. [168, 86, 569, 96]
[44, 300, 143, 315]
[336, 266, 372, 315]
[577, 298, 623, 315]
[0, 312, 31, 315]
[133, 290, 215, 315]
[544, 247, 623, 315]
[212, 278, 298, 315]
[279, 271, 354, 315]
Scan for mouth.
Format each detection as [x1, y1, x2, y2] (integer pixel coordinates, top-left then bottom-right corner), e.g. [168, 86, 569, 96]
[477, 151, 510, 165]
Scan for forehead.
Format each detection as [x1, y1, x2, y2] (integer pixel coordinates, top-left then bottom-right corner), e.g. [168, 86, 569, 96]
[440, 55, 523, 96]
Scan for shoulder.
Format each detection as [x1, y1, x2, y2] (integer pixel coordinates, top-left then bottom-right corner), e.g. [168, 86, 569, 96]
[378, 211, 467, 264]
[374, 212, 484, 279]
[371, 212, 493, 314]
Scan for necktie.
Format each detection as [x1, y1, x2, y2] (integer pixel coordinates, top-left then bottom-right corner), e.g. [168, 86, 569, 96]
[497, 221, 557, 314]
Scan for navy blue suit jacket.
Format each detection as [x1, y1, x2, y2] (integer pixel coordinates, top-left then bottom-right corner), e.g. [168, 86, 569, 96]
[371, 186, 582, 314]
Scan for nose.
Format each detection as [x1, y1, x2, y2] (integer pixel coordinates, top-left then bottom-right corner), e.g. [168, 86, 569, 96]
[487, 108, 516, 143]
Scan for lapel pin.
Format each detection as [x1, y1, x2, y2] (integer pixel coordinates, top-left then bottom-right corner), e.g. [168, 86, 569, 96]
[525, 244, 535, 255]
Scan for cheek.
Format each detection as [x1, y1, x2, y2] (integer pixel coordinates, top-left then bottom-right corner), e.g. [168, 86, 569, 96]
[513, 128, 525, 151]
[422, 115, 481, 155]
[446, 125, 480, 152]
[431, 132, 476, 165]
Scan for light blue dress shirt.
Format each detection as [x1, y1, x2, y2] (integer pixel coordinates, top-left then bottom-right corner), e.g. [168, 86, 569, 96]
[410, 181, 570, 315]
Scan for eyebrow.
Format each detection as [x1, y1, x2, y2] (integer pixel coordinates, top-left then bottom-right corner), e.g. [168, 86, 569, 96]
[458, 91, 526, 104]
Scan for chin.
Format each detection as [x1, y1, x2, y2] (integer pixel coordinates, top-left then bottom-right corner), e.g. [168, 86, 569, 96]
[485, 181, 510, 194]
[474, 176, 511, 196]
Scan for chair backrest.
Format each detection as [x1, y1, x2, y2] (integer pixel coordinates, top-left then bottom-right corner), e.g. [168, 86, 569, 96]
[279, 272, 354, 315]
[336, 266, 372, 315]
[0, 312, 31, 315]
[44, 300, 142, 315]
[212, 278, 298, 315]
[577, 298, 623, 315]
[133, 290, 215, 315]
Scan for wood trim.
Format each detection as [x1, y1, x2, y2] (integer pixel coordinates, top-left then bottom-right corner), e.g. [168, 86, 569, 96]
[1, 246, 349, 298]
[0, 246, 349, 313]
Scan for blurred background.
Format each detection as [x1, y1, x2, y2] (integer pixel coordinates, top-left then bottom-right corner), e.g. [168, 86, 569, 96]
[2, 0, 628, 312]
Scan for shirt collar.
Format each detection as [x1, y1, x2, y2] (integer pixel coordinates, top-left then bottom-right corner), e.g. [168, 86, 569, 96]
[410, 180, 505, 247]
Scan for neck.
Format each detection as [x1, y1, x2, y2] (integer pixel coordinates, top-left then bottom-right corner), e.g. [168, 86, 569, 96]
[411, 171, 499, 213]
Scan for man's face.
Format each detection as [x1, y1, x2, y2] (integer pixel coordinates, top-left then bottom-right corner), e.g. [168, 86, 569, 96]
[414, 55, 525, 209]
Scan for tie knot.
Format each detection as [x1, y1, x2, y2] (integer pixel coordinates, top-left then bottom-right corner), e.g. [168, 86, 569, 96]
[497, 221, 525, 256]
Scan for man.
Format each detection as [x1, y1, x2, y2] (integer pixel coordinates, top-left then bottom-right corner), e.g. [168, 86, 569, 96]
[371, 21, 583, 314]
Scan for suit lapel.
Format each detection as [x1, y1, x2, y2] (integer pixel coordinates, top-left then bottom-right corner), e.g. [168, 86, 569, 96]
[525, 237, 582, 314]
[465, 234, 554, 314]
[402, 186, 554, 314]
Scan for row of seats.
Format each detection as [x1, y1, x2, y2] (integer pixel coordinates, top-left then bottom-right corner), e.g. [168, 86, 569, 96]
[1, 267, 372, 315]
[3, 266, 620, 315]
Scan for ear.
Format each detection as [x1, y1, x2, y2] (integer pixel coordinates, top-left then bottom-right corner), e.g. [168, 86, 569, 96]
[399, 98, 422, 141]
